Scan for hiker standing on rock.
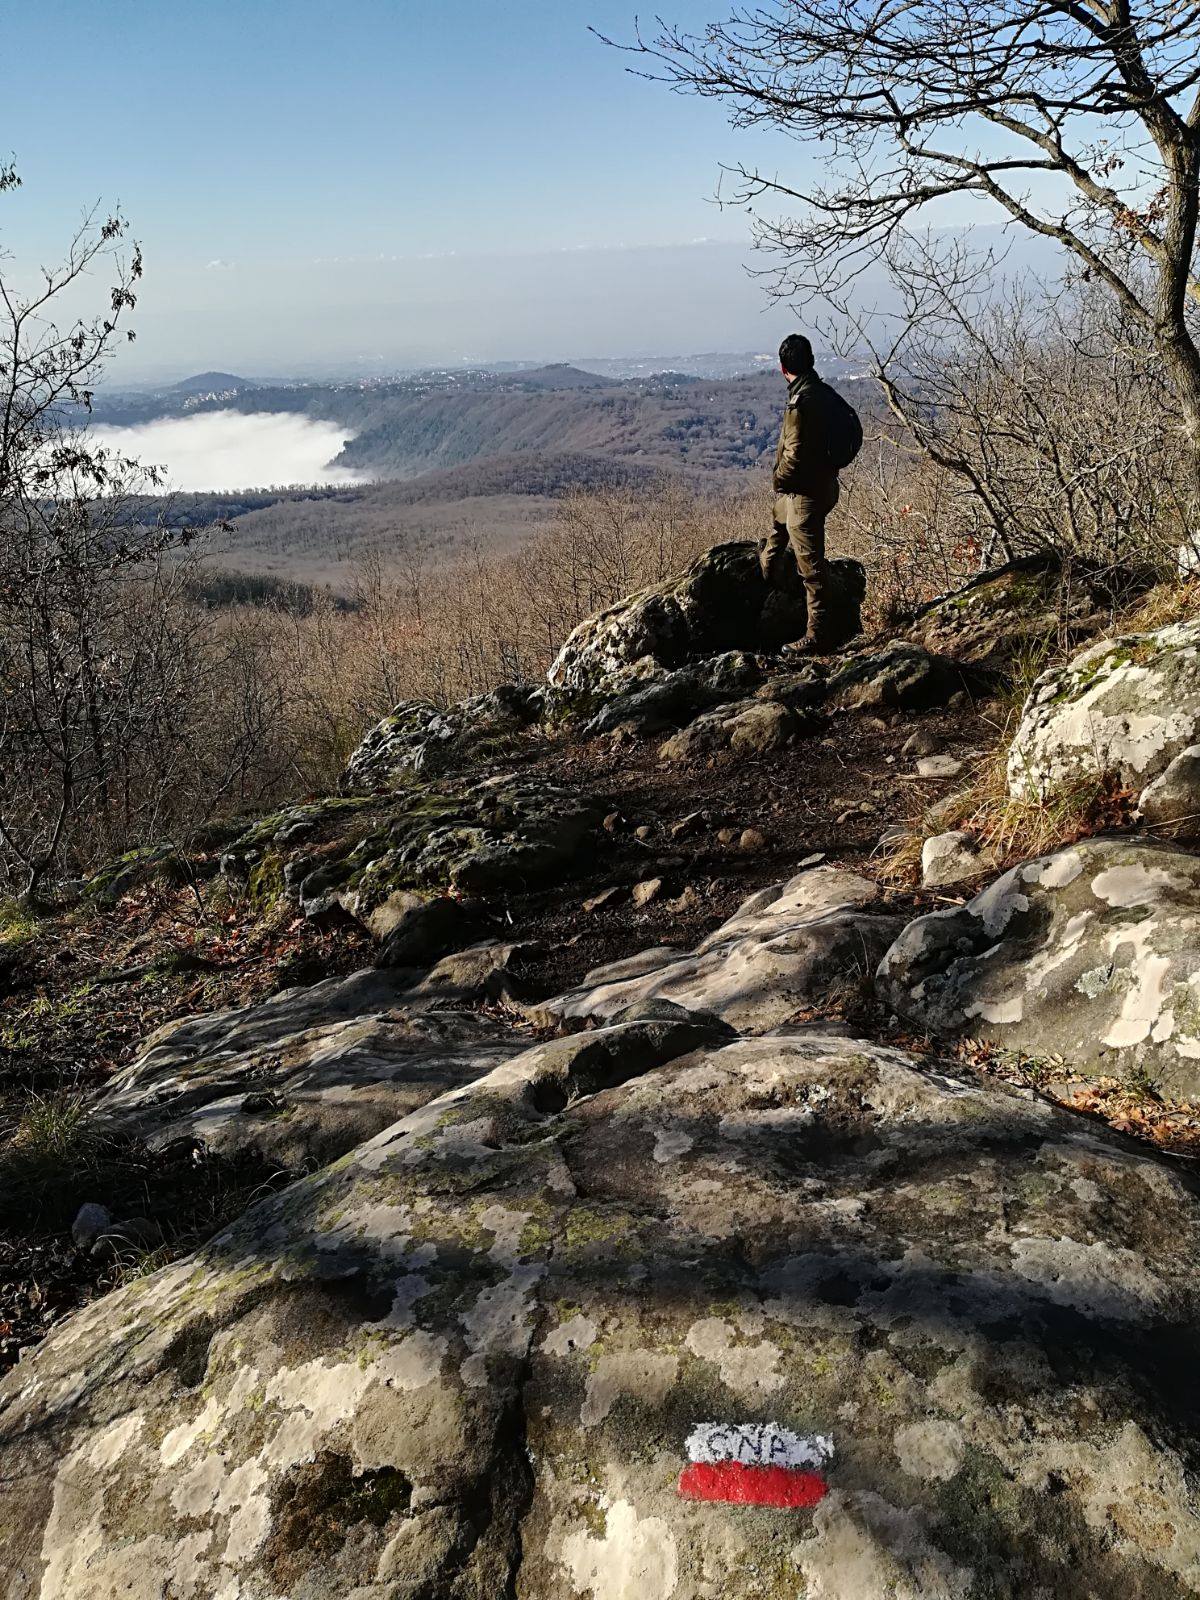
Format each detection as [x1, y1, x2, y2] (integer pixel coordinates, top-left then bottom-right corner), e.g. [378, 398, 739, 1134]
[762, 333, 862, 654]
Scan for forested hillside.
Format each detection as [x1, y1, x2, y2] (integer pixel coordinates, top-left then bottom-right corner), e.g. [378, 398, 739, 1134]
[91, 364, 855, 480]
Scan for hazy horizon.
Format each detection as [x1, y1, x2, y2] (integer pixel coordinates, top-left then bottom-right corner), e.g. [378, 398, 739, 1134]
[5, 4, 1058, 388]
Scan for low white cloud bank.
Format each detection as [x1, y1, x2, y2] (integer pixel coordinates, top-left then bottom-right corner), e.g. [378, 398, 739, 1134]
[89, 411, 368, 492]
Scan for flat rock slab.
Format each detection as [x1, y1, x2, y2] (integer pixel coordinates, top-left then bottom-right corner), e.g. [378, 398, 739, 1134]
[5, 1022, 1200, 1597]
[97, 961, 526, 1168]
[539, 866, 905, 1032]
[879, 838, 1200, 1097]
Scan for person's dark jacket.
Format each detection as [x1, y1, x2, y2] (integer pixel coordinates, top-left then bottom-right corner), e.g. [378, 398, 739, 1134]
[774, 372, 838, 495]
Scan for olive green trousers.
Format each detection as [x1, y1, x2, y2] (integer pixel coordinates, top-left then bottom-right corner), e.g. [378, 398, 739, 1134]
[762, 482, 840, 643]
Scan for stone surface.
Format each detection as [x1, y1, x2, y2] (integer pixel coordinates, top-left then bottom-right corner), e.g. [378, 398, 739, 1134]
[217, 781, 608, 928]
[344, 684, 543, 791]
[6, 1020, 1200, 1597]
[1139, 745, 1200, 838]
[541, 866, 904, 1033]
[374, 894, 478, 965]
[827, 641, 965, 713]
[902, 727, 942, 759]
[916, 755, 965, 780]
[548, 540, 865, 692]
[920, 830, 985, 889]
[1008, 620, 1200, 802]
[95, 966, 523, 1169]
[658, 698, 809, 764]
[583, 651, 764, 738]
[905, 556, 1112, 670]
[70, 1203, 112, 1251]
[631, 878, 664, 907]
[879, 838, 1200, 1096]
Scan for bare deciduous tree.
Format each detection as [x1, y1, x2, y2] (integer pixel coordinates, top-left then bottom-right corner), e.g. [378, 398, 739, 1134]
[615, 3, 1200, 507]
[0, 170, 187, 900]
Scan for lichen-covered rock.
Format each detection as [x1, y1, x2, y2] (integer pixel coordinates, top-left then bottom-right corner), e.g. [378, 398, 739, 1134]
[95, 966, 522, 1168]
[344, 684, 544, 792]
[879, 838, 1200, 1096]
[1007, 620, 1200, 802]
[221, 781, 607, 928]
[83, 842, 195, 906]
[5, 1019, 1200, 1597]
[920, 830, 986, 889]
[826, 641, 966, 713]
[657, 697, 811, 764]
[905, 556, 1112, 669]
[540, 866, 904, 1032]
[548, 540, 865, 692]
[583, 651, 764, 737]
[1139, 745, 1200, 838]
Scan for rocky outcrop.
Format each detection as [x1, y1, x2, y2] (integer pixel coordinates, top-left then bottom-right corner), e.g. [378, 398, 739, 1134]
[826, 640, 967, 713]
[220, 780, 607, 931]
[548, 540, 865, 691]
[6, 1016, 1200, 1596]
[582, 650, 765, 737]
[344, 685, 544, 792]
[904, 555, 1115, 670]
[541, 865, 904, 1032]
[94, 960, 531, 1168]
[878, 837, 1200, 1096]
[1008, 620, 1200, 805]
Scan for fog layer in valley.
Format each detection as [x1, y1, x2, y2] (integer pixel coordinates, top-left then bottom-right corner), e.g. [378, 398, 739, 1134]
[89, 411, 368, 492]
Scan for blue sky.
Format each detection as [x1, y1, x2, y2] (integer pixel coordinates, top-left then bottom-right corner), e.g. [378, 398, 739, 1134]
[0, 2, 1034, 378]
[6, 1, 767, 262]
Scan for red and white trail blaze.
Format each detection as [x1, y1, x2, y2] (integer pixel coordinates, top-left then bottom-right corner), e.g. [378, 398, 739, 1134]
[678, 1423, 833, 1509]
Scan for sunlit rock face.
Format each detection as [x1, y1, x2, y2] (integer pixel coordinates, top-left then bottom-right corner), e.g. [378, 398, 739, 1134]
[1008, 620, 1200, 804]
[547, 540, 865, 692]
[879, 838, 1200, 1097]
[540, 865, 903, 1034]
[5, 1006, 1200, 1596]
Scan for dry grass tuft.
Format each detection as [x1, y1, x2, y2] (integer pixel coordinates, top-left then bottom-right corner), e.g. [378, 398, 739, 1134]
[879, 728, 1135, 888]
[1115, 575, 1200, 635]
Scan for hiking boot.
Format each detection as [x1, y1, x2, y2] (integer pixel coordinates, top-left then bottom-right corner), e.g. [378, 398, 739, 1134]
[783, 636, 830, 658]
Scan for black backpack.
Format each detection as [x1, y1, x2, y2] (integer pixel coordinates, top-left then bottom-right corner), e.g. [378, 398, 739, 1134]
[818, 381, 864, 470]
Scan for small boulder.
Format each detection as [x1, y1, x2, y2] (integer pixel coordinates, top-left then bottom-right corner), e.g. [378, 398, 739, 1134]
[71, 1202, 112, 1251]
[916, 754, 965, 780]
[920, 830, 984, 889]
[631, 878, 664, 907]
[375, 895, 477, 968]
[1008, 619, 1200, 803]
[659, 699, 805, 764]
[827, 642, 964, 713]
[902, 727, 942, 759]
